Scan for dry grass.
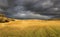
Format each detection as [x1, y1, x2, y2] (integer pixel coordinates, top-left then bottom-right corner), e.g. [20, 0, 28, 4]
[0, 19, 60, 37]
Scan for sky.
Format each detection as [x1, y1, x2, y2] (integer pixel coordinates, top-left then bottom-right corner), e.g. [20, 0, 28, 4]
[2, 0, 60, 19]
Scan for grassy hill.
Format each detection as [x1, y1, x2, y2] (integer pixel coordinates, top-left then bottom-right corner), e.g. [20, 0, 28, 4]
[0, 19, 60, 37]
[0, 14, 14, 23]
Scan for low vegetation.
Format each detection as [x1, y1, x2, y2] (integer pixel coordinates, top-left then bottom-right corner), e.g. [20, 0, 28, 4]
[0, 14, 15, 23]
[0, 19, 60, 37]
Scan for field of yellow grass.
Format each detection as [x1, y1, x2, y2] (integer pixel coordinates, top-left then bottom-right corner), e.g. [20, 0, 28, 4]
[0, 19, 60, 37]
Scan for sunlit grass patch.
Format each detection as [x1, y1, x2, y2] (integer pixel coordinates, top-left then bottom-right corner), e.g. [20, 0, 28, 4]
[0, 25, 60, 37]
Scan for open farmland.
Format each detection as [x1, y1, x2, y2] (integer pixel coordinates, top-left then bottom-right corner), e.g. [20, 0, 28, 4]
[0, 19, 60, 37]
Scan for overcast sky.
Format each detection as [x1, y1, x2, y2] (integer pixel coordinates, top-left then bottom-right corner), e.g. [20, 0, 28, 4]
[5, 0, 60, 19]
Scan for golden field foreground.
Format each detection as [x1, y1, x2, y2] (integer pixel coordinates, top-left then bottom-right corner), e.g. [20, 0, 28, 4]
[0, 19, 60, 37]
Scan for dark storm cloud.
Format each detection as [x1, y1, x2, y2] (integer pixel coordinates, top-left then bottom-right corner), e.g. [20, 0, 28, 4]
[6, 0, 60, 19]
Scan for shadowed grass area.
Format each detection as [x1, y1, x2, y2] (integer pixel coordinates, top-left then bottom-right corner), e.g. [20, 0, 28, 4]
[0, 14, 15, 23]
[0, 25, 60, 37]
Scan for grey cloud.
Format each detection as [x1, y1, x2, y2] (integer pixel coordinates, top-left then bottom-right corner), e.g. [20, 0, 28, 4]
[11, 11, 53, 19]
[6, 0, 60, 19]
